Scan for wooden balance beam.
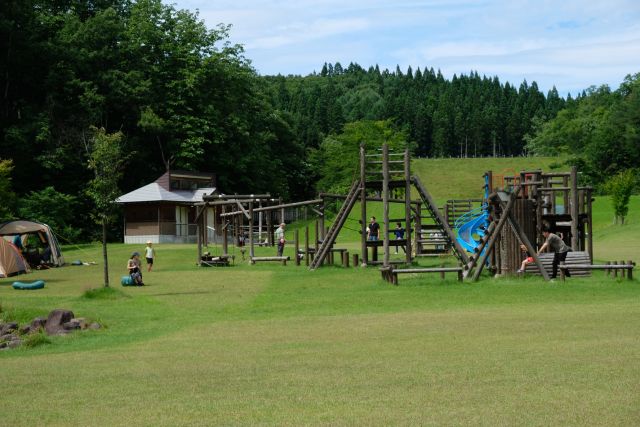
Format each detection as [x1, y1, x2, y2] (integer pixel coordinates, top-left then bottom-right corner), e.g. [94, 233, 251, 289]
[250, 256, 290, 266]
[560, 262, 635, 281]
[381, 266, 463, 285]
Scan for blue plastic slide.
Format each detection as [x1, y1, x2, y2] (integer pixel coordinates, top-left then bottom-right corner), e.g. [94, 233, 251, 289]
[455, 207, 489, 254]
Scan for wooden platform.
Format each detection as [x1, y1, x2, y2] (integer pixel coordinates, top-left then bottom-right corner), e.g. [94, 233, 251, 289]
[524, 251, 591, 277]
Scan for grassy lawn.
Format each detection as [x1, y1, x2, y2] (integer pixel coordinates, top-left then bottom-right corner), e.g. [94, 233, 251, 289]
[1, 159, 639, 425]
[1, 240, 639, 425]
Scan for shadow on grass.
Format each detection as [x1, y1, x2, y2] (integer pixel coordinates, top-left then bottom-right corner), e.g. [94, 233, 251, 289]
[151, 290, 218, 297]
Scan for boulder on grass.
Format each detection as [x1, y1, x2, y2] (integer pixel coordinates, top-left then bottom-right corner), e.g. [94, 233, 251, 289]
[30, 317, 47, 332]
[7, 338, 22, 348]
[0, 322, 18, 335]
[45, 309, 75, 335]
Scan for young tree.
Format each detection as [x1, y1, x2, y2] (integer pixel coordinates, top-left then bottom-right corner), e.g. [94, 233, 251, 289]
[605, 169, 637, 225]
[87, 128, 128, 287]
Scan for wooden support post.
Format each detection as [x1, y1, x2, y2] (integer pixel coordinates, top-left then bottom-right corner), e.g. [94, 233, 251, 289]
[570, 166, 579, 251]
[314, 220, 319, 252]
[249, 201, 254, 258]
[471, 186, 522, 281]
[560, 263, 566, 281]
[404, 148, 412, 264]
[197, 216, 202, 265]
[605, 261, 611, 276]
[621, 261, 626, 278]
[613, 261, 618, 278]
[345, 251, 350, 267]
[353, 253, 359, 267]
[382, 144, 390, 268]
[628, 261, 633, 280]
[587, 188, 593, 263]
[294, 229, 300, 266]
[360, 145, 367, 265]
[222, 225, 228, 256]
[319, 197, 325, 241]
[563, 175, 569, 214]
[266, 209, 272, 246]
[304, 226, 310, 267]
[440, 264, 445, 279]
[415, 202, 422, 256]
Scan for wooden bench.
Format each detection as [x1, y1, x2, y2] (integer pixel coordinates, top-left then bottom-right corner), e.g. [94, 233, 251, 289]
[381, 266, 463, 285]
[250, 256, 290, 266]
[524, 251, 592, 277]
[560, 261, 635, 281]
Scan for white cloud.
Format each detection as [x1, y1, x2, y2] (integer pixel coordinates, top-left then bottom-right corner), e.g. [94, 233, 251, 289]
[169, 0, 640, 93]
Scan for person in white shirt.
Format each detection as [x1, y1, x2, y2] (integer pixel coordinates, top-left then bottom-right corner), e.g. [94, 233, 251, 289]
[275, 223, 286, 256]
[145, 241, 156, 272]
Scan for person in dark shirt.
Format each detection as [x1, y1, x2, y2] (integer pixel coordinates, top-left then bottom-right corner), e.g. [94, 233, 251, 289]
[368, 216, 380, 241]
[537, 229, 572, 279]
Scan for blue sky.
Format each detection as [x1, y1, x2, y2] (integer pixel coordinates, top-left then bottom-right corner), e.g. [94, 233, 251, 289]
[169, 0, 640, 96]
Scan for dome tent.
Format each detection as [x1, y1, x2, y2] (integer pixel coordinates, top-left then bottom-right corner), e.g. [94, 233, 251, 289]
[0, 220, 65, 267]
[0, 237, 30, 278]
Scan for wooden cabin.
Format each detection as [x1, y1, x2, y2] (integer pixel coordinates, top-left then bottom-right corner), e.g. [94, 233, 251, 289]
[116, 170, 218, 244]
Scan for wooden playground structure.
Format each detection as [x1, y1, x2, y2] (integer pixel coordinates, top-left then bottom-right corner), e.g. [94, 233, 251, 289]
[194, 144, 634, 282]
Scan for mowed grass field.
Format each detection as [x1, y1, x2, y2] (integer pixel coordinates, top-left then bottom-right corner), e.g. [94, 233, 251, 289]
[1, 158, 639, 426]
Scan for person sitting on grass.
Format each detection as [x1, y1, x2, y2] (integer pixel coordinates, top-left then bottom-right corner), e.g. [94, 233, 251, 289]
[517, 244, 534, 274]
[127, 252, 144, 286]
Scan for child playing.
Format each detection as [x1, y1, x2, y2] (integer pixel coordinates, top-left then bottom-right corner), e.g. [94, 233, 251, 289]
[127, 252, 144, 285]
[517, 244, 534, 273]
[145, 241, 156, 272]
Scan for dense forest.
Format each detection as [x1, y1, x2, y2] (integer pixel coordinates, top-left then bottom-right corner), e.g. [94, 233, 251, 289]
[1, 0, 638, 240]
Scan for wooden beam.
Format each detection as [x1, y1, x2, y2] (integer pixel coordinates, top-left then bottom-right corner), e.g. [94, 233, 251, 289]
[471, 186, 521, 281]
[235, 201, 250, 220]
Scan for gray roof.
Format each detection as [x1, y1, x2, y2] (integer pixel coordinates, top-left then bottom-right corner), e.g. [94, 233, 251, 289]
[115, 183, 217, 204]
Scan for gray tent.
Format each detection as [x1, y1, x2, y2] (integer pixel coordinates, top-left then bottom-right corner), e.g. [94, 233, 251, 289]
[0, 220, 65, 267]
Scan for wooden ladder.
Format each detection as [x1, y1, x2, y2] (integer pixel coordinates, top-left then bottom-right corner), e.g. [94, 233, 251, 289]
[309, 180, 361, 270]
[411, 175, 469, 265]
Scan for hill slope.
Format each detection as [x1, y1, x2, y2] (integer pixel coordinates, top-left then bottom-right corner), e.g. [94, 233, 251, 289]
[412, 156, 563, 200]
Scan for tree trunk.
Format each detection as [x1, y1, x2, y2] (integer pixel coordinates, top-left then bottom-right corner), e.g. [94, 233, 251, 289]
[102, 218, 109, 287]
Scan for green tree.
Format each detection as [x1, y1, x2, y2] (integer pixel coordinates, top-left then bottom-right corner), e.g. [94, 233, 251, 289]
[17, 187, 79, 240]
[605, 169, 637, 225]
[311, 120, 412, 193]
[0, 159, 15, 221]
[87, 128, 128, 287]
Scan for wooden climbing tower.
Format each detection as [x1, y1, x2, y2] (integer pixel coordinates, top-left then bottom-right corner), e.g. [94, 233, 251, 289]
[310, 144, 467, 270]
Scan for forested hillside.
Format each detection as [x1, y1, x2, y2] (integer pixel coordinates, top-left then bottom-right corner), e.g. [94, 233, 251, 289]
[1, 0, 637, 241]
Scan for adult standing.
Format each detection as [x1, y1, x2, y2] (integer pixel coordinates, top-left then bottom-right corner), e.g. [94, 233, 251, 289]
[368, 216, 380, 241]
[275, 223, 286, 256]
[537, 228, 572, 279]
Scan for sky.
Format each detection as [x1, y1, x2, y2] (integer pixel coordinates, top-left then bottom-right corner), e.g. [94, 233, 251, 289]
[168, 0, 640, 96]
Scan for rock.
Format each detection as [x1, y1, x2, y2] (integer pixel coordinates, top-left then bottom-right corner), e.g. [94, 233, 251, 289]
[30, 317, 47, 331]
[0, 341, 7, 349]
[88, 322, 102, 330]
[63, 320, 81, 331]
[1, 333, 16, 342]
[45, 309, 74, 335]
[74, 318, 89, 330]
[0, 322, 18, 335]
[7, 339, 22, 348]
[19, 324, 31, 335]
